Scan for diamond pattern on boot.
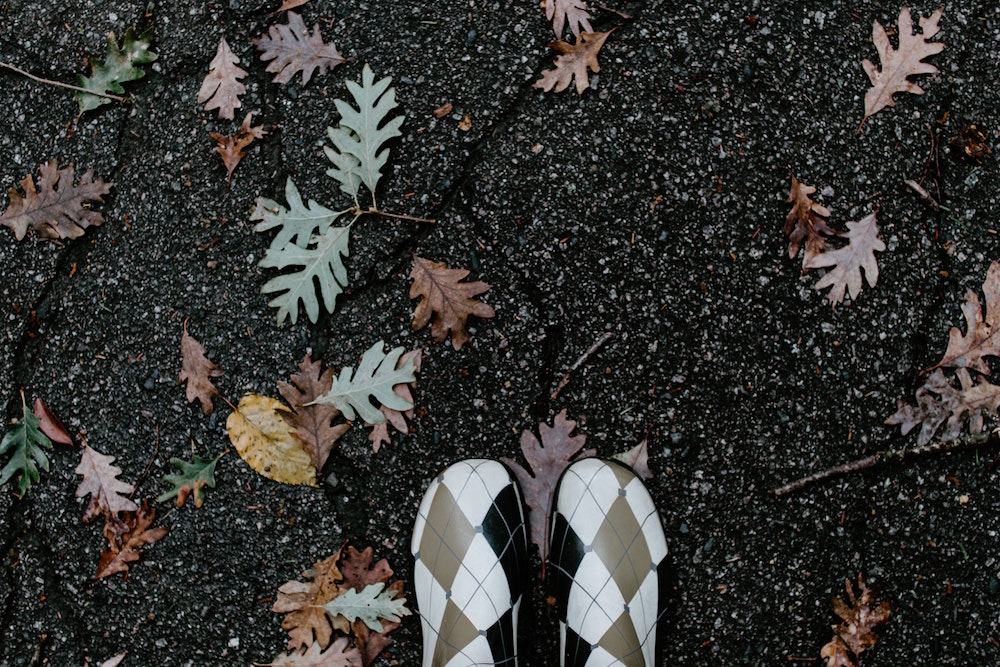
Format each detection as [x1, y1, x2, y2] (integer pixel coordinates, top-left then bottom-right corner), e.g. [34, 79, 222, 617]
[550, 459, 668, 667]
[412, 459, 528, 667]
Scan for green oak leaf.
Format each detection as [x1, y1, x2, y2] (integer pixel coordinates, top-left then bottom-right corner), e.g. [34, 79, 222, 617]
[0, 393, 53, 497]
[77, 28, 157, 114]
[251, 177, 350, 251]
[320, 583, 410, 632]
[312, 341, 416, 425]
[156, 454, 221, 508]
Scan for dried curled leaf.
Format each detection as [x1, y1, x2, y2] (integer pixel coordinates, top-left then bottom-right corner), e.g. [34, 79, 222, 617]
[227, 394, 316, 486]
[501, 410, 596, 560]
[198, 37, 247, 120]
[274, 549, 345, 650]
[76, 28, 157, 114]
[75, 442, 138, 522]
[544, 0, 593, 38]
[0, 393, 52, 497]
[278, 353, 349, 471]
[861, 7, 945, 128]
[820, 575, 890, 666]
[312, 342, 417, 426]
[886, 368, 1000, 445]
[804, 212, 885, 307]
[929, 260, 1000, 375]
[254, 11, 345, 85]
[534, 30, 613, 95]
[178, 322, 223, 415]
[211, 112, 265, 185]
[96, 500, 168, 579]
[409, 256, 495, 350]
[33, 398, 73, 445]
[0, 160, 111, 241]
[784, 175, 834, 267]
[269, 639, 362, 667]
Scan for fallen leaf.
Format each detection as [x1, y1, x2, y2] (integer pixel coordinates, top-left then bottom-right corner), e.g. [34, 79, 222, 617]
[367, 348, 421, 453]
[350, 614, 398, 667]
[278, 353, 350, 471]
[178, 322, 223, 415]
[156, 454, 221, 508]
[98, 653, 127, 667]
[76, 28, 157, 114]
[0, 392, 53, 497]
[320, 583, 409, 633]
[612, 438, 652, 480]
[928, 260, 1000, 374]
[338, 545, 393, 591]
[534, 30, 613, 95]
[278, 0, 310, 10]
[75, 442, 138, 523]
[861, 7, 945, 128]
[501, 410, 596, 561]
[312, 342, 417, 426]
[227, 394, 317, 486]
[0, 160, 111, 241]
[804, 212, 885, 307]
[409, 256, 496, 350]
[544, 0, 593, 38]
[431, 102, 452, 118]
[96, 500, 168, 579]
[820, 575, 890, 666]
[32, 398, 73, 446]
[210, 112, 266, 185]
[198, 37, 248, 120]
[268, 639, 362, 667]
[254, 11, 345, 85]
[274, 549, 345, 650]
[458, 114, 472, 131]
[886, 368, 1000, 445]
[784, 175, 834, 268]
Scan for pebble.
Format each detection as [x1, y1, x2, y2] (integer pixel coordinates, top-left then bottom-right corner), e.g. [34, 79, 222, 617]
[678, 522, 689, 534]
[989, 577, 1000, 596]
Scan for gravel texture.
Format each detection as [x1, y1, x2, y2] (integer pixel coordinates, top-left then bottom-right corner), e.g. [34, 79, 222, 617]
[2, 0, 1000, 665]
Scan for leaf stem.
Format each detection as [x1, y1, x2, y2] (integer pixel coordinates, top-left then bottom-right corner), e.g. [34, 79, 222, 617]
[0, 61, 128, 102]
[355, 207, 435, 224]
[771, 429, 1000, 497]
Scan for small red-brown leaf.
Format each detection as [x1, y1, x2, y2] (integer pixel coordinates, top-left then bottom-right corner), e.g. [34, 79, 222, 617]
[278, 353, 349, 471]
[338, 545, 393, 591]
[96, 501, 168, 579]
[534, 31, 613, 95]
[410, 256, 495, 350]
[210, 112, 266, 185]
[178, 321, 223, 415]
[33, 398, 73, 445]
[501, 410, 595, 562]
[821, 574, 891, 665]
[785, 175, 834, 268]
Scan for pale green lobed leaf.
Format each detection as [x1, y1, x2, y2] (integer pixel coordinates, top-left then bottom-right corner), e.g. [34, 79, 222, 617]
[319, 583, 410, 632]
[252, 177, 350, 250]
[313, 342, 416, 425]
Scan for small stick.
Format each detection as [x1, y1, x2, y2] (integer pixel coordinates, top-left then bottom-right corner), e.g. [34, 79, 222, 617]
[0, 61, 127, 102]
[552, 332, 613, 399]
[772, 429, 1000, 497]
[595, 2, 634, 18]
[358, 207, 435, 224]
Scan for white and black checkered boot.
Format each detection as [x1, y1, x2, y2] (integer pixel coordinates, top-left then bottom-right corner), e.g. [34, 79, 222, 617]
[549, 458, 669, 667]
[412, 459, 529, 667]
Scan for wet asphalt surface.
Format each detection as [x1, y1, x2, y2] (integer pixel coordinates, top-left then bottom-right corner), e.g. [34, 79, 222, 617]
[2, 1, 1000, 665]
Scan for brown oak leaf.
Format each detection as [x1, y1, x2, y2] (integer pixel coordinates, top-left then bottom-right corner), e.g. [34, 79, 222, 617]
[367, 348, 422, 453]
[33, 398, 73, 445]
[254, 11, 345, 85]
[803, 212, 885, 307]
[274, 549, 345, 650]
[410, 255, 495, 350]
[501, 410, 595, 564]
[534, 30, 613, 95]
[198, 37, 247, 120]
[819, 575, 890, 666]
[270, 638, 362, 667]
[861, 7, 945, 129]
[0, 160, 111, 241]
[210, 112, 265, 185]
[544, 0, 593, 38]
[928, 261, 1000, 375]
[278, 353, 349, 471]
[178, 321, 223, 415]
[96, 500, 168, 579]
[75, 441, 138, 523]
[785, 175, 834, 268]
[887, 368, 1000, 445]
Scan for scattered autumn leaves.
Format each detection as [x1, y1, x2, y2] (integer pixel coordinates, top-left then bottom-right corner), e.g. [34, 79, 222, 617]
[820, 575, 890, 667]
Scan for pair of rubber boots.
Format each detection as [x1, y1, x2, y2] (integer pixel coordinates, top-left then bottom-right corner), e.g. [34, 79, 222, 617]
[411, 458, 668, 667]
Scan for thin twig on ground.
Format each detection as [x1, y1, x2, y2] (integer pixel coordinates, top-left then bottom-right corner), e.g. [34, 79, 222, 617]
[595, 3, 634, 19]
[551, 331, 613, 399]
[357, 207, 435, 224]
[0, 61, 127, 102]
[772, 429, 1000, 497]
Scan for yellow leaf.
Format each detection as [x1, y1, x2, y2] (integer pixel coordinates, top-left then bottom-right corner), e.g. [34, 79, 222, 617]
[226, 394, 317, 486]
